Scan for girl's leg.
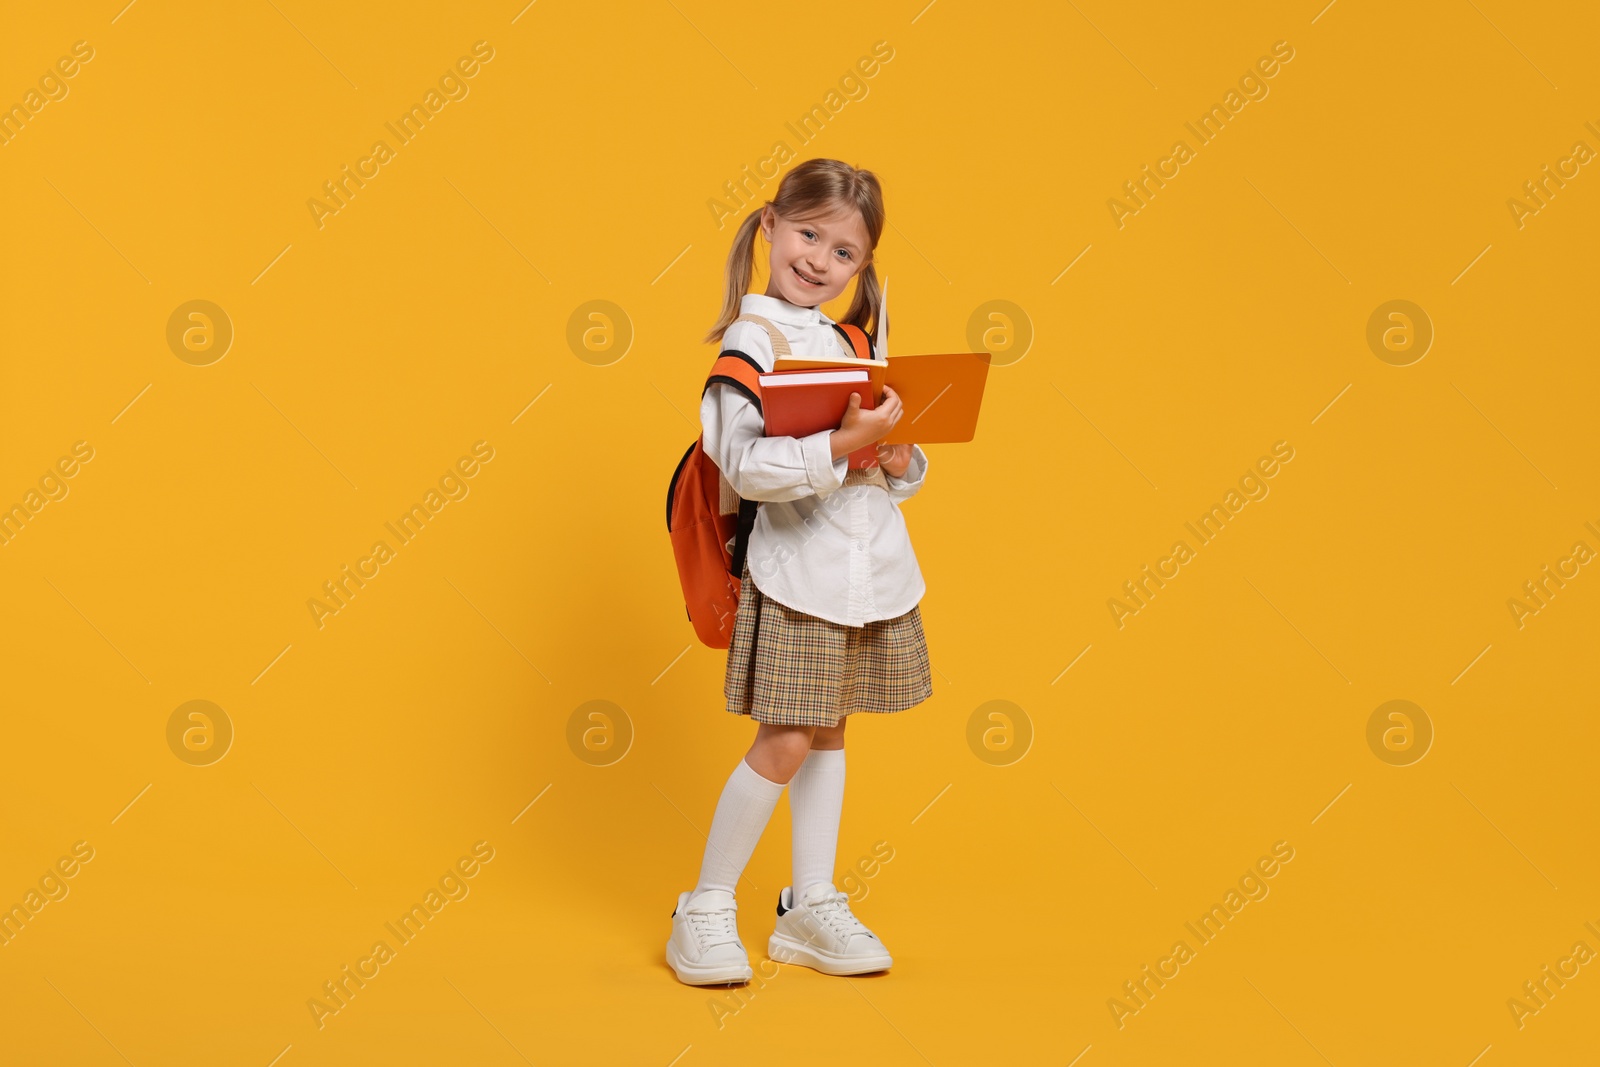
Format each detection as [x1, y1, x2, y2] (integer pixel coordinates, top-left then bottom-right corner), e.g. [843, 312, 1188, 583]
[789, 717, 848, 897]
[743, 722, 819, 782]
[692, 723, 815, 898]
[809, 718, 847, 751]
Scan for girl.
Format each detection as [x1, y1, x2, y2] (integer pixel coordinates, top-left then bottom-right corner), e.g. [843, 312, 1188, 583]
[666, 158, 933, 985]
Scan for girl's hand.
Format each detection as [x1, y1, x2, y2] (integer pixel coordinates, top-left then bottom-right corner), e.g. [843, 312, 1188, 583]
[876, 443, 913, 478]
[838, 384, 903, 450]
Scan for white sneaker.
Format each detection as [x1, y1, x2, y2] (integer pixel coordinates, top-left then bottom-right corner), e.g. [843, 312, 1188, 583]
[666, 888, 754, 985]
[767, 882, 894, 975]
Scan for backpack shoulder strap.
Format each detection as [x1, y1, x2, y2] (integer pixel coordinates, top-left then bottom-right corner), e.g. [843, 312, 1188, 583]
[702, 316, 874, 441]
[701, 316, 780, 520]
[703, 351, 764, 415]
[829, 322, 872, 360]
[729, 496, 759, 577]
[701, 314, 875, 530]
[729, 313, 791, 358]
[719, 311, 869, 363]
[700, 312, 795, 416]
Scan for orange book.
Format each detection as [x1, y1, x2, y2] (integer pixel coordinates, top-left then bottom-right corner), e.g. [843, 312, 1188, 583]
[769, 279, 991, 445]
[758, 368, 881, 470]
[770, 351, 990, 444]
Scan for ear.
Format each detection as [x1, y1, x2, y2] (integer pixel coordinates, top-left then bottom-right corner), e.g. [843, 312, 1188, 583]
[759, 205, 774, 240]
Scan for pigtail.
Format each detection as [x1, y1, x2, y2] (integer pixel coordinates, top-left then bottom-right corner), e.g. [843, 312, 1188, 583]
[701, 208, 767, 346]
[838, 258, 882, 349]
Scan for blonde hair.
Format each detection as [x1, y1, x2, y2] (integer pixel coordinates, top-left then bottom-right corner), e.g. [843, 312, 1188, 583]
[702, 158, 885, 347]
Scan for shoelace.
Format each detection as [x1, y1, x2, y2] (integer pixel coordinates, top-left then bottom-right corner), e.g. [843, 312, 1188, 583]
[802, 889, 871, 942]
[685, 904, 741, 950]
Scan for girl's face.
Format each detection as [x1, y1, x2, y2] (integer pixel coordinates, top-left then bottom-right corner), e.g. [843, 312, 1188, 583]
[760, 204, 872, 309]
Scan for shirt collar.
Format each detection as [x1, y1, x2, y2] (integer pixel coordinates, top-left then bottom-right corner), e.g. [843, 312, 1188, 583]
[740, 292, 834, 329]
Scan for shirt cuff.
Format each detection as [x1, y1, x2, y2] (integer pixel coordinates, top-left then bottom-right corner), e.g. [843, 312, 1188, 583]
[884, 444, 928, 490]
[803, 430, 848, 493]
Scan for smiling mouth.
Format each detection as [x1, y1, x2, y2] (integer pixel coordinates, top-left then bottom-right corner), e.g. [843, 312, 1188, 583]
[793, 266, 824, 287]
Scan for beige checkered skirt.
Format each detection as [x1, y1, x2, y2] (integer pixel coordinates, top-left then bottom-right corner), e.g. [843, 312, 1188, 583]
[724, 556, 933, 727]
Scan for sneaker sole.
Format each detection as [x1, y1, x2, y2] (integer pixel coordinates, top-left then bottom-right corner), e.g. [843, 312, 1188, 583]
[767, 932, 893, 975]
[666, 941, 753, 986]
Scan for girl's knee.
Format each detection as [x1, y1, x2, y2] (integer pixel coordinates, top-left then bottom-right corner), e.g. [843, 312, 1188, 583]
[765, 726, 816, 762]
[811, 718, 847, 750]
[747, 724, 816, 782]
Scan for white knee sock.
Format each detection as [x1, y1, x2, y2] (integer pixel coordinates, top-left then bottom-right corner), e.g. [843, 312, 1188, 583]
[789, 747, 846, 897]
[692, 757, 787, 898]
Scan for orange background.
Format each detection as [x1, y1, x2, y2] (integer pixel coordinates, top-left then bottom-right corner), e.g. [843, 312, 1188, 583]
[1, 1, 1597, 1064]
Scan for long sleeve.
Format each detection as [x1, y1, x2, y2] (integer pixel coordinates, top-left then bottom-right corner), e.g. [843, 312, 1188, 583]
[884, 443, 929, 505]
[700, 382, 849, 503]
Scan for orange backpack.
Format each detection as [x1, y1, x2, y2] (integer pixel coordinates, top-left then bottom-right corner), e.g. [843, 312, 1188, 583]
[667, 314, 875, 648]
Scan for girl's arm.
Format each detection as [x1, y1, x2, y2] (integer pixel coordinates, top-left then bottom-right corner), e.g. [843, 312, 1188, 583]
[700, 382, 849, 502]
[883, 444, 929, 505]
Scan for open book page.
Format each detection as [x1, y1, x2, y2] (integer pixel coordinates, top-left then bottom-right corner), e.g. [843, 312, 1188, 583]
[875, 276, 887, 361]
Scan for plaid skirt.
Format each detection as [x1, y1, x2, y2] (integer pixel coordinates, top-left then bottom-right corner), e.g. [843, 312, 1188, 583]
[724, 556, 933, 727]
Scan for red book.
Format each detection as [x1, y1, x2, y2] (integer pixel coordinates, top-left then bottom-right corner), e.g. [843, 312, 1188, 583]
[758, 368, 879, 470]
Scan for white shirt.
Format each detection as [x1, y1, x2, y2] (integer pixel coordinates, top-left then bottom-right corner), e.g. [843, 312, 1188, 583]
[699, 293, 929, 628]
